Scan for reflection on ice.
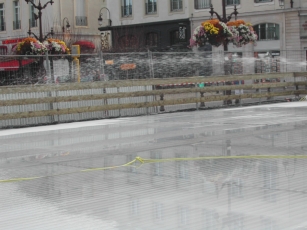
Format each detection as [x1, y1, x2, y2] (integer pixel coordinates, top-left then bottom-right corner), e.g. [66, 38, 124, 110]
[1, 103, 307, 229]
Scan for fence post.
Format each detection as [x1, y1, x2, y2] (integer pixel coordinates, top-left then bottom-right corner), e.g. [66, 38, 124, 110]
[160, 93, 165, 112]
[259, 86, 262, 105]
[117, 87, 121, 117]
[195, 83, 199, 110]
[73, 57, 80, 82]
[267, 86, 271, 100]
[45, 52, 52, 82]
[100, 51, 105, 79]
[200, 92, 205, 107]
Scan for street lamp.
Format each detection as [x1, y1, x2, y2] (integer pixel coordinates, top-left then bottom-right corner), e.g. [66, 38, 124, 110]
[25, 0, 54, 42]
[209, 2, 238, 51]
[62, 17, 71, 33]
[98, 7, 112, 26]
[209, 1, 240, 105]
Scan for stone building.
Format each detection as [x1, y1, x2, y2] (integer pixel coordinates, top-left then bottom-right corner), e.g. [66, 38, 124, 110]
[190, 0, 307, 74]
[52, 0, 107, 52]
[0, 0, 53, 53]
[99, 0, 192, 52]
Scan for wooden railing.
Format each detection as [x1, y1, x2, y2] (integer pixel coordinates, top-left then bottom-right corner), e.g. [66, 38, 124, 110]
[0, 72, 307, 122]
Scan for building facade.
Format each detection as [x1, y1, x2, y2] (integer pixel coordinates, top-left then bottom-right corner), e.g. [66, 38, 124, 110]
[0, 0, 53, 53]
[190, 0, 307, 73]
[52, 0, 107, 52]
[99, 0, 192, 51]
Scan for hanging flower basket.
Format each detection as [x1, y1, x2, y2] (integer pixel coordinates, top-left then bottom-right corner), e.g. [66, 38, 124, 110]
[43, 38, 69, 54]
[13, 37, 47, 55]
[190, 19, 233, 48]
[227, 20, 258, 47]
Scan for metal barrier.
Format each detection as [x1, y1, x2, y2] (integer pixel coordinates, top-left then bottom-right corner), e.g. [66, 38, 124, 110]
[1, 71, 307, 128]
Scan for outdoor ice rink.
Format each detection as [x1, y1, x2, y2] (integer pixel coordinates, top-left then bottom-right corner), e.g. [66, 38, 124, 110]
[1, 102, 307, 230]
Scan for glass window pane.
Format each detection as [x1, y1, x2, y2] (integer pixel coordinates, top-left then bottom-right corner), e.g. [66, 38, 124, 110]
[260, 24, 266, 40]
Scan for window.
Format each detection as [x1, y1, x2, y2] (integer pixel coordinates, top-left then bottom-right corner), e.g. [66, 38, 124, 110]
[13, 0, 20, 30]
[146, 32, 158, 47]
[170, 0, 182, 11]
[170, 28, 187, 46]
[253, 23, 280, 40]
[118, 35, 137, 48]
[194, 0, 211, 9]
[254, 0, 273, 2]
[262, 218, 278, 230]
[261, 161, 277, 202]
[203, 209, 218, 230]
[228, 213, 244, 230]
[130, 199, 139, 216]
[151, 151, 163, 175]
[0, 3, 5, 31]
[146, 0, 157, 14]
[226, 0, 240, 5]
[153, 203, 163, 221]
[179, 207, 189, 225]
[177, 160, 189, 179]
[231, 178, 244, 197]
[122, 0, 132, 17]
[170, 30, 179, 45]
[29, 0, 37, 28]
[75, 0, 87, 26]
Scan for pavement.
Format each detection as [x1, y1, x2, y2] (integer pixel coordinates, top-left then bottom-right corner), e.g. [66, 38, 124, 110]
[1, 101, 307, 229]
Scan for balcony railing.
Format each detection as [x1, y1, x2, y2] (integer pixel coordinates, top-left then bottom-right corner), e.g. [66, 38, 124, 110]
[75, 16, 87, 26]
[29, 18, 37, 28]
[146, 2, 157, 14]
[122, 5, 132, 17]
[13, 20, 21, 30]
[194, 0, 211, 9]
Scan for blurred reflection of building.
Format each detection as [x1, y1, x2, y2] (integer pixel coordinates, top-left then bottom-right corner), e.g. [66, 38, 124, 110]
[2, 120, 307, 229]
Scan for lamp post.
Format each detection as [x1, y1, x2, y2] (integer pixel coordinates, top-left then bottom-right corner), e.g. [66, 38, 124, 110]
[209, 2, 238, 51]
[209, 1, 239, 105]
[98, 7, 112, 27]
[62, 17, 71, 33]
[25, 0, 54, 42]
[98, 7, 112, 51]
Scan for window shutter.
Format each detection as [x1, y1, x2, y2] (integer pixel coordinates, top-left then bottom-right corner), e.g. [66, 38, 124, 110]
[179, 0, 183, 9]
[170, 0, 173, 11]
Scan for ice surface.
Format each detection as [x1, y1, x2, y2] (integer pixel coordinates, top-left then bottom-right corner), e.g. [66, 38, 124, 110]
[1, 102, 307, 229]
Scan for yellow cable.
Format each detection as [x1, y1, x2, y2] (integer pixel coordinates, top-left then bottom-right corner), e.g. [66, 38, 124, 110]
[1, 155, 306, 184]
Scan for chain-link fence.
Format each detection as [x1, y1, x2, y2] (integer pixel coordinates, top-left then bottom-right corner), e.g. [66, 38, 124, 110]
[0, 50, 306, 86]
[0, 50, 307, 128]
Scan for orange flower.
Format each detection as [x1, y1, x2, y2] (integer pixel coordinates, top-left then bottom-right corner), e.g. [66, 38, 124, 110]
[227, 20, 246, 27]
[47, 38, 62, 43]
[22, 37, 38, 43]
[202, 19, 220, 27]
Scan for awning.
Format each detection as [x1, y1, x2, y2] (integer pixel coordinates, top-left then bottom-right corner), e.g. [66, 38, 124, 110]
[0, 59, 35, 71]
[73, 40, 95, 49]
[2, 38, 24, 45]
